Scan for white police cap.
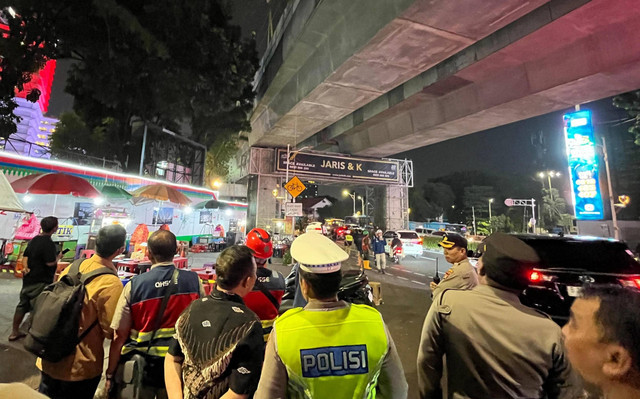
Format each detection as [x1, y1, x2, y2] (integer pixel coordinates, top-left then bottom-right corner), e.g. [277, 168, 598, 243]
[291, 233, 348, 273]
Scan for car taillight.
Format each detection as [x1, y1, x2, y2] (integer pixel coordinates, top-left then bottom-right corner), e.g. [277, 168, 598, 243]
[619, 278, 640, 289]
[529, 271, 543, 282]
[528, 271, 555, 283]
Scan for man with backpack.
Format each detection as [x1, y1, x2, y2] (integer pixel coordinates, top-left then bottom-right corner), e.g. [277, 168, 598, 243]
[33, 225, 126, 399]
[9, 216, 61, 341]
[105, 230, 203, 398]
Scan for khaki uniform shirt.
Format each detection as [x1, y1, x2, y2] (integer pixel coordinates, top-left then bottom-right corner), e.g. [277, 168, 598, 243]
[255, 299, 408, 399]
[417, 284, 578, 399]
[37, 255, 123, 381]
[431, 258, 478, 298]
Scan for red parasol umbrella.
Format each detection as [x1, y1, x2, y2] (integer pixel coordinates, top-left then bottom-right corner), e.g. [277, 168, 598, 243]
[131, 184, 191, 206]
[11, 172, 101, 197]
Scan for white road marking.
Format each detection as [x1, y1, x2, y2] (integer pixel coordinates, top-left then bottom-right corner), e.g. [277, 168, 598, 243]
[420, 256, 438, 261]
[397, 276, 409, 280]
[411, 280, 427, 286]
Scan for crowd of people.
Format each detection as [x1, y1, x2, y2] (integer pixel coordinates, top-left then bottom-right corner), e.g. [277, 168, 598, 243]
[4, 217, 640, 399]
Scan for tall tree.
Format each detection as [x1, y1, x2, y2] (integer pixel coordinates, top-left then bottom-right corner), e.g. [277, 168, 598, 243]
[540, 187, 568, 230]
[3, 0, 257, 171]
[612, 90, 640, 145]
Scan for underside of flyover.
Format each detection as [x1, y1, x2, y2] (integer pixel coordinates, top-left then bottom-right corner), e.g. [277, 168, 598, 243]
[242, 0, 640, 231]
[249, 0, 640, 157]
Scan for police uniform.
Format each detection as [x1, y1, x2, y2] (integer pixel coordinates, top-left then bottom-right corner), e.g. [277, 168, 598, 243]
[431, 234, 478, 298]
[255, 233, 408, 399]
[417, 233, 579, 399]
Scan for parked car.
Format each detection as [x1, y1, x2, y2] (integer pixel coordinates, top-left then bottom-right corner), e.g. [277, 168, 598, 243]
[382, 230, 424, 258]
[477, 234, 640, 326]
[415, 227, 435, 237]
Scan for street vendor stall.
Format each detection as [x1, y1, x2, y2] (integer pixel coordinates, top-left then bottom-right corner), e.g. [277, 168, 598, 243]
[0, 171, 28, 275]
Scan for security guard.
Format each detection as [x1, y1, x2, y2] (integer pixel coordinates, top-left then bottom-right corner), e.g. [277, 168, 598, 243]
[430, 233, 478, 298]
[255, 233, 408, 399]
[417, 233, 580, 399]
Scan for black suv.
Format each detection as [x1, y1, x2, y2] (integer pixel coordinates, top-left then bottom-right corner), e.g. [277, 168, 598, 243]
[511, 234, 640, 325]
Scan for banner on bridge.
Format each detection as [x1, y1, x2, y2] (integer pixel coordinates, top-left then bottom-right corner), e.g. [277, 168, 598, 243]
[275, 149, 399, 183]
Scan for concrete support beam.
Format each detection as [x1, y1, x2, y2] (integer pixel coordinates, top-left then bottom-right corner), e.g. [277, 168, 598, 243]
[386, 186, 409, 231]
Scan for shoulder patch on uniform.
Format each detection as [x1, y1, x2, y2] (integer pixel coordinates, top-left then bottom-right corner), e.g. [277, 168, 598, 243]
[237, 367, 251, 374]
[232, 306, 244, 313]
[437, 304, 451, 315]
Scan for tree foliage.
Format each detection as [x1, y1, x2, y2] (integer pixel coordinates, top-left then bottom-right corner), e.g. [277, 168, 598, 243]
[49, 111, 106, 156]
[612, 90, 640, 145]
[3, 0, 257, 173]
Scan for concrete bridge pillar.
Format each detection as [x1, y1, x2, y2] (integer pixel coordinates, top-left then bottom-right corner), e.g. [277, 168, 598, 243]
[246, 148, 280, 231]
[386, 186, 408, 231]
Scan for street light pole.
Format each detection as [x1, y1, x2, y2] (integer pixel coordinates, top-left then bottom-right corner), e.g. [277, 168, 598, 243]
[472, 206, 477, 235]
[602, 136, 620, 240]
[488, 198, 494, 233]
[343, 190, 356, 215]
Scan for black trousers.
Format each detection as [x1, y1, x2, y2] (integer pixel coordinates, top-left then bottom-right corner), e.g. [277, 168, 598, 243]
[38, 372, 101, 399]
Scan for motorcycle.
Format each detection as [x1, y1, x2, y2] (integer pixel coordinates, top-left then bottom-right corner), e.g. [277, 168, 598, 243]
[391, 246, 404, 264]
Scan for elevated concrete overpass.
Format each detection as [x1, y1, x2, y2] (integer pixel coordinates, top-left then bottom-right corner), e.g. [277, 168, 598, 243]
[249, 0, 640, 156]
[241, 0, 640, 230]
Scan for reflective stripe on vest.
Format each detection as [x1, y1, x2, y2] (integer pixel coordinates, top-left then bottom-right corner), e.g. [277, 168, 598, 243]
[275, 304, 388, 399]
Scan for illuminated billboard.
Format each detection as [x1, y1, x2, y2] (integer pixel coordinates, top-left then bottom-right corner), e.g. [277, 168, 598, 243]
[563, 110, 604, 220]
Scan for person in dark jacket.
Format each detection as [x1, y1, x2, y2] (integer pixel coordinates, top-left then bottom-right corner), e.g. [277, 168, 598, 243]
[372, 229, 387, 274]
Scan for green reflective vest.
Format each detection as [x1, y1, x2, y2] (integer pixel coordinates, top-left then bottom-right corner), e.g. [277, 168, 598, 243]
[275, 303, 388, 399]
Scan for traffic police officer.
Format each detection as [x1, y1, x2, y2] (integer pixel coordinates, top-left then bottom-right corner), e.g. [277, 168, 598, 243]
[255, 233, 408, 399]
[417, 233, 580, 399]
[430, 233, 478, 298]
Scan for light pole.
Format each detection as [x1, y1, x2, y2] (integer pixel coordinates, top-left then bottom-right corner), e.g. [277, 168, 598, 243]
[538, 170, 561, 228]
[488, 198, 494, 233]
[357, 195, 365, 215]
[538, 171, 561, 200]
[343, 190, 356, 216]
[601, 137, 620, 240]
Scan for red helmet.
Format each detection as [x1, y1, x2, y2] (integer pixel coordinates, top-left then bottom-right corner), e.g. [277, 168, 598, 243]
[246, 228, 273, 259]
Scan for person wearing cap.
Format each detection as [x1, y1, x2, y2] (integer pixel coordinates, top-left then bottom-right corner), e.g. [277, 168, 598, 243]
[417, 233, 579, 399]
[430, 233, 478, 298]
[255, 233, 408, 399]
[372, 229, 387, 273]
[243, 228, 286, 342]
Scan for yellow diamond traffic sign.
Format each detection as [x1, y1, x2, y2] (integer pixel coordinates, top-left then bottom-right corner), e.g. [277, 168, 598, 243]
[285, 176, 306, 199]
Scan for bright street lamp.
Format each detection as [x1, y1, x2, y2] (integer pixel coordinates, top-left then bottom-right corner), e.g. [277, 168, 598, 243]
[343, 190, 356, 215]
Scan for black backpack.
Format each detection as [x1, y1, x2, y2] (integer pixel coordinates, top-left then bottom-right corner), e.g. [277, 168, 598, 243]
[24, 259, 117, 362]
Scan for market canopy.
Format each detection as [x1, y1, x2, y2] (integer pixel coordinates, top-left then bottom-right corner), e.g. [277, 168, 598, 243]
[193, 199, 230, 210]
[131, 184, 191, 206]
[11, 172, 101, 198]
[101, 185, 132, 200]
[0, 172, 26, 212]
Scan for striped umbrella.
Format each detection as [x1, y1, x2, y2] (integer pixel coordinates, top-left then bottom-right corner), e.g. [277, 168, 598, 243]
[131, 184, 191, 206]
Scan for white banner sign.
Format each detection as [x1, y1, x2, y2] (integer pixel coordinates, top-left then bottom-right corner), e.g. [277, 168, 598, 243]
[285, 202, 303, 217]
